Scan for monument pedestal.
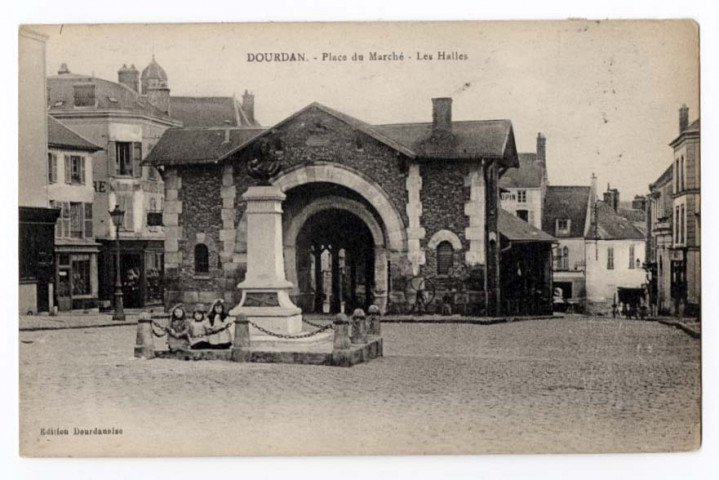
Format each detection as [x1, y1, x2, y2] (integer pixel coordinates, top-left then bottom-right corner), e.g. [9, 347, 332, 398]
[229, 186, 303, 334]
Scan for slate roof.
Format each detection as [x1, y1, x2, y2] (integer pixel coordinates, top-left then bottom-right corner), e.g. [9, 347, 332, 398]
[169, 96, 259, 128]
[147, 102, 519, 167]
[47, 74, 171, 120]
[592, 201, 645, 240]
[542, 186, 591, 238]
[374, 119, 518, 165]
[499, 209, 556, 243]
[498, 153, 544, 189]
[47, 116, 103, 152]
[650, 163, 673, 190]
[669, 118, 700, 146]
[143, 128, 264, 166]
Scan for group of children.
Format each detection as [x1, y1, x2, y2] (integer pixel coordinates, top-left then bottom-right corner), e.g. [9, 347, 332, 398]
[164, 300, 234, 352]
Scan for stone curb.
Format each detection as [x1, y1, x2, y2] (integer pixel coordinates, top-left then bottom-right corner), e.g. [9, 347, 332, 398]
[19, 320, 139, 332]
[380, 315, 559, 325]
[654, 319, 701, 339]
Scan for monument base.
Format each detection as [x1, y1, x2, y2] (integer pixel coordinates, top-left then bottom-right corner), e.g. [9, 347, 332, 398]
[229, 288, 303, 334]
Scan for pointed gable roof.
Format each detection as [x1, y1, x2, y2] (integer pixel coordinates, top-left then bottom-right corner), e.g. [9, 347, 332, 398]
[147, 101, 520, 168]
[47, 116, 103, 152]
[543, 186, 592, 238]
[217, 102, 416, 161]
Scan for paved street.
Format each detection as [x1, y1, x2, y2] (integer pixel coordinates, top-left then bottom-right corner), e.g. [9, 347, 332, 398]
[19, 317, 700, 457]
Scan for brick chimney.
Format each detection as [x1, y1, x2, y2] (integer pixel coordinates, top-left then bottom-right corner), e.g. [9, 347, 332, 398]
[536, 132, 546, 166]
[590, 173, 597, 202]
[242, 90, 255, 125]
[431, 97, 453, 135]
[118, 64, 139, 93]
[679, 104, 689, 133]
[603, 183, 620, 211]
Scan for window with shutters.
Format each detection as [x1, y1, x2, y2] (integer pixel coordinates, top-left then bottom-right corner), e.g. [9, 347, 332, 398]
[436, 241, 454, 275]
[607, 247, 614, 270]
[84, 203, 93, 238]
[194, 244, 210, 274]
[116, 142, 133, 176]
[629, 245, 635, 269]
[133, 142, 143, 178]
[48, 153, 57, 184]
[69, 155, 85, 184]
[60, 202, 70, 238]
[70, 202, 83, 238]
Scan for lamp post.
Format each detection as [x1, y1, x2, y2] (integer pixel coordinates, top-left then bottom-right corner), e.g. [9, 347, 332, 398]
[109, 206, 125, 321]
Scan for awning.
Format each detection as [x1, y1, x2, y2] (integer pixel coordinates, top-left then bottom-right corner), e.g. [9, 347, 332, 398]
[498, 209, 557, 244]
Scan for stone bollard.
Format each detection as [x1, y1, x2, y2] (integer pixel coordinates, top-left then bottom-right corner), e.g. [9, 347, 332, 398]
[134, 312, 155, 359]
[367, 304, 382, 336]
[333, 313, 351, 350]
[230, 314, 251, 362]
[350, 308, 368, 344]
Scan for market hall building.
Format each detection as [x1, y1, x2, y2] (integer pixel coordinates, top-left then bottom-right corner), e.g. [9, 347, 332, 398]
[145, 98, 556, 316]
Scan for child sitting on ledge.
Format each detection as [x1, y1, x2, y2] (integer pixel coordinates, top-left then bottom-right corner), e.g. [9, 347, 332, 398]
[166, 304, 190, 352]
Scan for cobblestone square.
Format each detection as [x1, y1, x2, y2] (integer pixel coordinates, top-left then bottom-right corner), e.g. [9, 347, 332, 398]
[19, 317, 700, 457]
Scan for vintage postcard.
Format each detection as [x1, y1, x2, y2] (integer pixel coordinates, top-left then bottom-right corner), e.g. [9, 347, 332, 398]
[18, 20, 700, 457]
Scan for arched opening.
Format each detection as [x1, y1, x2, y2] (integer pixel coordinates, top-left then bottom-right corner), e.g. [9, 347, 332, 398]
[295, 208, 376, 314]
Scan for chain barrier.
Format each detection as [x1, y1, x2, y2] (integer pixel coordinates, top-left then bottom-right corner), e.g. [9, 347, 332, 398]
[249, 320, 333, 339]
[152, 319, 235, 339]
[302, 317, 334, 330]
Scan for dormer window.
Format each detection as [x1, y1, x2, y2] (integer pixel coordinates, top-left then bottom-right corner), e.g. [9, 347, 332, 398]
[555, 218, 571, 236]
[73, 83, 96, 107]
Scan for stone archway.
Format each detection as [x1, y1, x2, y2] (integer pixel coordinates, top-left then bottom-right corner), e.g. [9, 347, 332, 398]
[234, 163, 407, 312]
[272, 162, 406, 252]
[283, 196, 389, 312]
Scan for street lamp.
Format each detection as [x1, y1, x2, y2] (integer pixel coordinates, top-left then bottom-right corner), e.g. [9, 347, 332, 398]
[109, 206, 125, 321]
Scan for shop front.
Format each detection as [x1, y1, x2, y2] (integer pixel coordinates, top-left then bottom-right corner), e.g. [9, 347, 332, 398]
[99, 239, 164, 309]
[54, 242, 100, 311]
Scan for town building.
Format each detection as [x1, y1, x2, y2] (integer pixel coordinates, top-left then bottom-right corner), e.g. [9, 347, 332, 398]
[584, 192, 647, 313]
[19, 28, 59, 314]
[47, 116, 103, 311]
[499, 132, 548, 230]
[669, 106, 700, 317]
[542, 183, 592, 310]
[45, 57, 257, 309]
[47, 60, 179, 309]
[145, 97, 556, 316]
[647, 164, 674, 315]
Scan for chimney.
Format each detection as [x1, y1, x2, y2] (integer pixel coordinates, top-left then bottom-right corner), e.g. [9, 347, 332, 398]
[536, 132, 546, 166]
[632, 195, 647, 212]
[679, 104, 689, 133]
[603, 184, 620, 211]
[431, 97, 453, 134]
[590, 173, 597, 202]
[58, 63, 70, 75]
[242, 90, 255, 125]
[118, 64, 139, 92]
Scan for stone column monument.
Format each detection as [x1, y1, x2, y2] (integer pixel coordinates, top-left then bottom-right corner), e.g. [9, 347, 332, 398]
[229, 140, 303, 334]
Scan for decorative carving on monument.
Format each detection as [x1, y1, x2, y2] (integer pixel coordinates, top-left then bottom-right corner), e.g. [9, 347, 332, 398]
[247, 138, 282, 185]
[242, 292, 280, 307]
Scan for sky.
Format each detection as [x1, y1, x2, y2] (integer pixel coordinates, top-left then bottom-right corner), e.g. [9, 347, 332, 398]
[31, 20, 698, 198]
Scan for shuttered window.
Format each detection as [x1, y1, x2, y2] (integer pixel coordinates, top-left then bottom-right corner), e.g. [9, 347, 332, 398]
[48, 153, 57, 183]
[116, 142, 133, 176]
[84, 203, 93, 238]
[133, 142, 143, 178]
[194, 244, 209, 274]
[629, 245, 635, 269]
[607, 247, 614, 270]
[437, 241, 454, 275]
[64, 155, 72, 184]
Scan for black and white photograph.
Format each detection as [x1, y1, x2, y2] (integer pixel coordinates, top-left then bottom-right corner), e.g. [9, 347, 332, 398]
[15, 17, 703, 461]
